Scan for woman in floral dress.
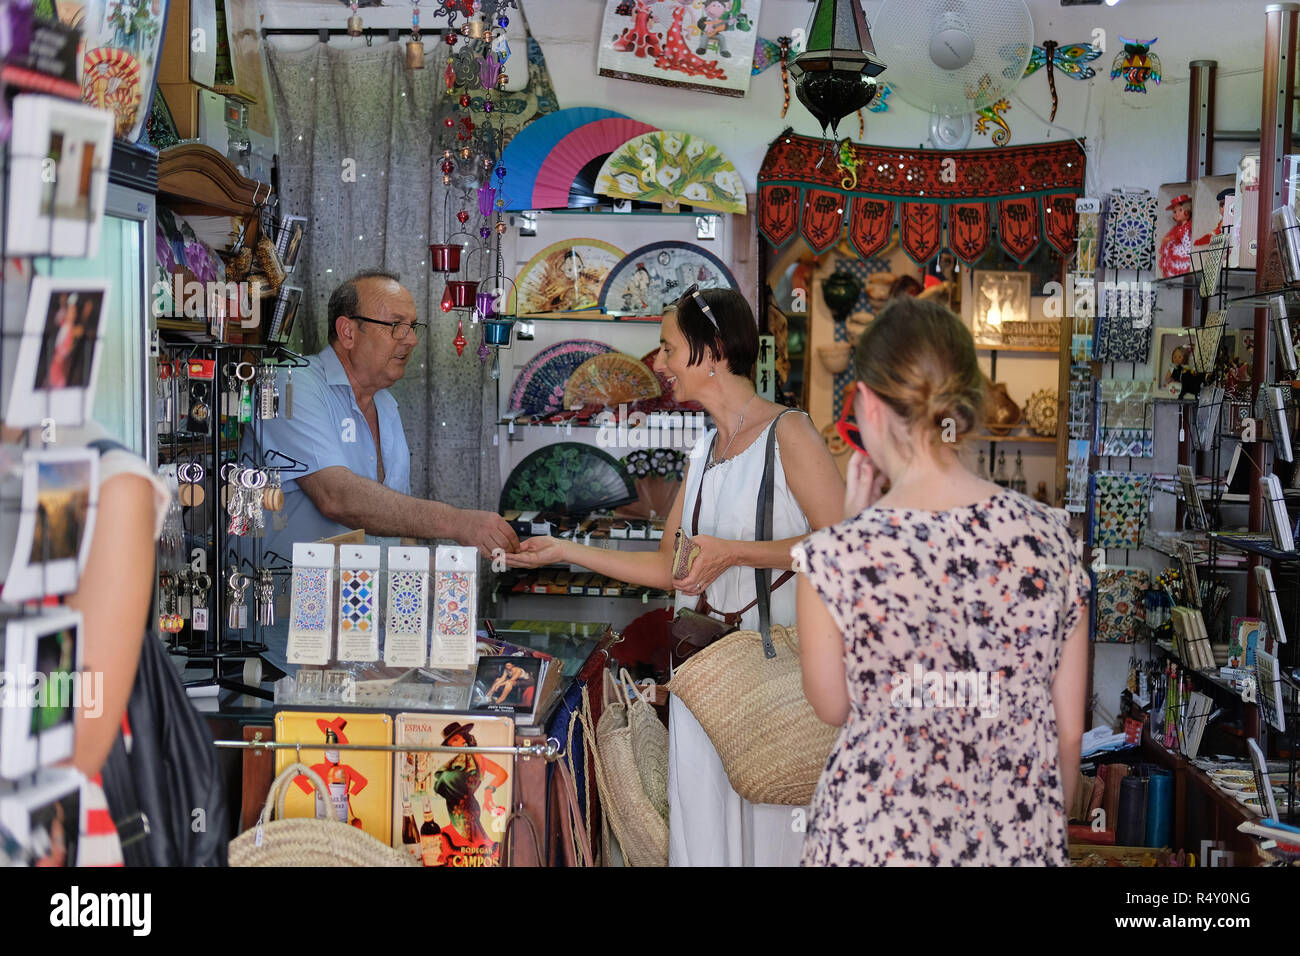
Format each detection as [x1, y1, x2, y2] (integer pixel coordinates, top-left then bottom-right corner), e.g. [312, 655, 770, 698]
[795, 298, 1090, 866]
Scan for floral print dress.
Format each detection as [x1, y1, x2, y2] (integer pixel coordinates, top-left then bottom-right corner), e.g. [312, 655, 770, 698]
[796, 489, 1089, 866]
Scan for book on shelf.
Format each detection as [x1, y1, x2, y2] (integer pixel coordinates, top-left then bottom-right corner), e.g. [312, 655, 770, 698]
[1181, 690, 1214, 759]
[1177, 465, 1209, 531]
[1271, 296, 1299, 377]
[1260, 474, 1294, 552]
[1265, 385, 1293, 463]
[1255, 565, 1288, 647]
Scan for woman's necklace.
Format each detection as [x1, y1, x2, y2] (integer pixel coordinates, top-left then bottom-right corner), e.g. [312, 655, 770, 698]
[707, 393, 758, 471]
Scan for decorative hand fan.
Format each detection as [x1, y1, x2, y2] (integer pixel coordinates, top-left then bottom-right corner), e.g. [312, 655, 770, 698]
[614, 449, 688, 520]
[641, 348, 704, 411]
[563, 352, 662, 410]
[82, 46, 143, 139]
[598, 240, 738, 317]
[533, 117, 660, 209]
[595, 131, 747, 215]
[499, 443, 637, 515]
[509, 239, 625, 315]
[499, 108, 630, 210]
[507, 339, 614, 416]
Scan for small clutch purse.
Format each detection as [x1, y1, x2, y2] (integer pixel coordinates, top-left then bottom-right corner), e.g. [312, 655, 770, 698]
[672, 529, 700, 580]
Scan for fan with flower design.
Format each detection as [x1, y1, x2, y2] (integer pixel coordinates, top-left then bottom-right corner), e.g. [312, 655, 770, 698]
[563, 352, 662, 410]
[595, 131, 747, 214]
[507, 339, 614, 417]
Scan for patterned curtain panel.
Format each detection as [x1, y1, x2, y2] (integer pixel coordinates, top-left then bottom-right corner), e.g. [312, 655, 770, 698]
[266, 41, 500, 518]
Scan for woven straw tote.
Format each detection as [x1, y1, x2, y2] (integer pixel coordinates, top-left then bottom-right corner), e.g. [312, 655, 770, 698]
[581, 669, 668, 866]
[229, 761, 419, 867]
[621, 668, 669, 821]
[667, 624, 839, 806]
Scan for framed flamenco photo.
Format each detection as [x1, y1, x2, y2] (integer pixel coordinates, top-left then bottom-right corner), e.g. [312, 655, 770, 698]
[597, 0, 761, 97]
[2, 276, 110, 429]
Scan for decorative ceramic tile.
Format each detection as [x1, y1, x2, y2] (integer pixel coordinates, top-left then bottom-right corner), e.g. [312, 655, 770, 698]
[292, 567, 331, 632]
[435, 572, 471, 637]
[1093, 286, 1156, 361]
[339, 569, 376, 635]
[1092, 471, 1154, 550]
[1102, 192, 1158, 271]
[388, 570, 427, 637]
[1097, 379, 1153, 457]
[1094, 566, 1151, 643]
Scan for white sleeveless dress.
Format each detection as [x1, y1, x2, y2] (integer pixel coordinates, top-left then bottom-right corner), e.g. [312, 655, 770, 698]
[668, 413, 812, 867]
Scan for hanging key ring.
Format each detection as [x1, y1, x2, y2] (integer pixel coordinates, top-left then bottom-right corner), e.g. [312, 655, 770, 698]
[220, 462, 241, 483]
[240, 468, 268, 490]
[234, 362, 257, 382]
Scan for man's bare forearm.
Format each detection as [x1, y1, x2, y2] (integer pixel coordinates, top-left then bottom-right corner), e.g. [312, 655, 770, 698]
[299, 466, 461, 540]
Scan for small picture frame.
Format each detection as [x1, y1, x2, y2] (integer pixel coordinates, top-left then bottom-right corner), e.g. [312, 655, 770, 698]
[0, 608, 83, 778]
[3, 277, 110, 428]
[470, 655, 542, 714]
[0, 449, 98, 603]
[270, 286, 303, 344]
[0, 767, 81, 866]
[276, 215, 308, 274]
[971, 270, 1031, 346]
[5, 95, 113, 258]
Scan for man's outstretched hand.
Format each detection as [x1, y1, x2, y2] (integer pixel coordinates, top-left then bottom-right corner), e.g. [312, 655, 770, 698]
[457, 509, 520, 557]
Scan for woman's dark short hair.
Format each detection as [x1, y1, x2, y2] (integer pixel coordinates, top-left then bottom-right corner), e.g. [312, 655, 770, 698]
[670, 286, 758, 376]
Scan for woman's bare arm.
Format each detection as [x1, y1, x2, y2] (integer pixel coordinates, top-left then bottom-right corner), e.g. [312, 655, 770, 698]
[67, 474, 157, 777]
[1052, 612, 1090, 810]
[797, 573, 850, 726]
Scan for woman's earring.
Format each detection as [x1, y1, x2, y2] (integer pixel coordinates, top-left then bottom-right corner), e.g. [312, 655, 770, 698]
[709, 368, 716, 377]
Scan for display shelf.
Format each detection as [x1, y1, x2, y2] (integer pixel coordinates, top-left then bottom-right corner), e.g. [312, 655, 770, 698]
[975, 432, 1058, 444]
[1152, 267, 1255, 292]
[494, 568, 673, 602]
[517, 311, 663, 323]
[975, 344, 1062, 354]
[1155, 640, 1247, 700]
[1208, 533, 1300, 562]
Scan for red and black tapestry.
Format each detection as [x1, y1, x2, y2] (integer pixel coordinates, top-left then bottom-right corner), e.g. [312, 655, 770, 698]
[756, 130, 1087, 266]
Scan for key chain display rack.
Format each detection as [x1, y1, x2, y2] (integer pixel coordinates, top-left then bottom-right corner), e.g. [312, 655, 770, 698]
[155, 335, 308, 699]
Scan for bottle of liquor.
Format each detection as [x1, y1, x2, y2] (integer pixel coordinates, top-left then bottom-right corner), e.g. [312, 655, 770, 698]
[401, 790, 420, 859]
[976, 449, 987, 481]
[420, 797, 441, 867]
[994, 450, 1008, 487]
[1012, 450, 1027, 493]
[321, 729, 358, 827]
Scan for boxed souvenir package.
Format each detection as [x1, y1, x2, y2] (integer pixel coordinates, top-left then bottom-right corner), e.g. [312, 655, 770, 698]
[1230, 151, 1260, 269]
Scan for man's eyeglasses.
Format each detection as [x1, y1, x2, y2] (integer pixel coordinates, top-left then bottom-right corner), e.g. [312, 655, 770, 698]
[683, 283, 720, 332]
[350, 314, 427, 339]
[836, 385, 867, 455]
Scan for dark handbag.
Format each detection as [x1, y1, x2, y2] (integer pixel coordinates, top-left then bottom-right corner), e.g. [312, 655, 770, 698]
[670, 411, 796, 663]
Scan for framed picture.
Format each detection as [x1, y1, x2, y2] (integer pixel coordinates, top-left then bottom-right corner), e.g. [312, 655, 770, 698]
[596, 0, 761, 98]
[5, 95, 113, 258]
[0, 609, 82, 778]
[1191, 174, 1237, 252]
[3, 276, 109, 429]
[269, 285, 303, 344]
[0, 449, 98, 604]
[0, 767, 81, 866]
[1228, 616, 1262, 670]
[470, 655, 542, 714]
[971, 270, 1031, 345]
[276, 215, 308, 274]
[1153, 326, 1227, 399]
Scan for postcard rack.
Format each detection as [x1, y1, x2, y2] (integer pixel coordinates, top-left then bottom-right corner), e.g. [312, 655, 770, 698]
[154, 335, 309, 698]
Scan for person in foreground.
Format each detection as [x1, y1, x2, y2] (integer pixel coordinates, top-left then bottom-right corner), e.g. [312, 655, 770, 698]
[508, 285, 845, 866]
[794, 297, 1089, 866]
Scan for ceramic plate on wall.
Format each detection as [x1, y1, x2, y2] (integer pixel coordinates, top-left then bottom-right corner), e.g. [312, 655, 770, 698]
[509, 239, 625, 315]
[598, 241, 738, 318]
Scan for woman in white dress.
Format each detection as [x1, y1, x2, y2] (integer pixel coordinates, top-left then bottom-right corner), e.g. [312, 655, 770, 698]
[508, 285, 844, 866]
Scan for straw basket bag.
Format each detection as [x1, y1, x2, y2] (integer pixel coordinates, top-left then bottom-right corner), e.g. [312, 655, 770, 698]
[229, 761, 419, 867]
[578, 669, 668, 867]
[667, 624, 839, 806]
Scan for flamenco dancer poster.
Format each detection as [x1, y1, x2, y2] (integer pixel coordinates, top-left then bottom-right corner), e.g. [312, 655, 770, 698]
[598, 0, 760, 97]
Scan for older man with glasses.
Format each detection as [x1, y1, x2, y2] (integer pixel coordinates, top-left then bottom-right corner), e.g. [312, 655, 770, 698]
[256, 270, 518, 570]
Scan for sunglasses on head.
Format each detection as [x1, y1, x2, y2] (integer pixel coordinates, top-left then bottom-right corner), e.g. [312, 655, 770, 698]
[836, 384, 867, 455]
[683, 283, 720, 332]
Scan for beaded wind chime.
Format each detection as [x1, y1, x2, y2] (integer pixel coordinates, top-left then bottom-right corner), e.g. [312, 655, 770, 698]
[430, 0, 517, 359]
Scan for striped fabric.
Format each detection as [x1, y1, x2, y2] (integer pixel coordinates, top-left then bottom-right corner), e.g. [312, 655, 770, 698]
[77, 717, 132, 867]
